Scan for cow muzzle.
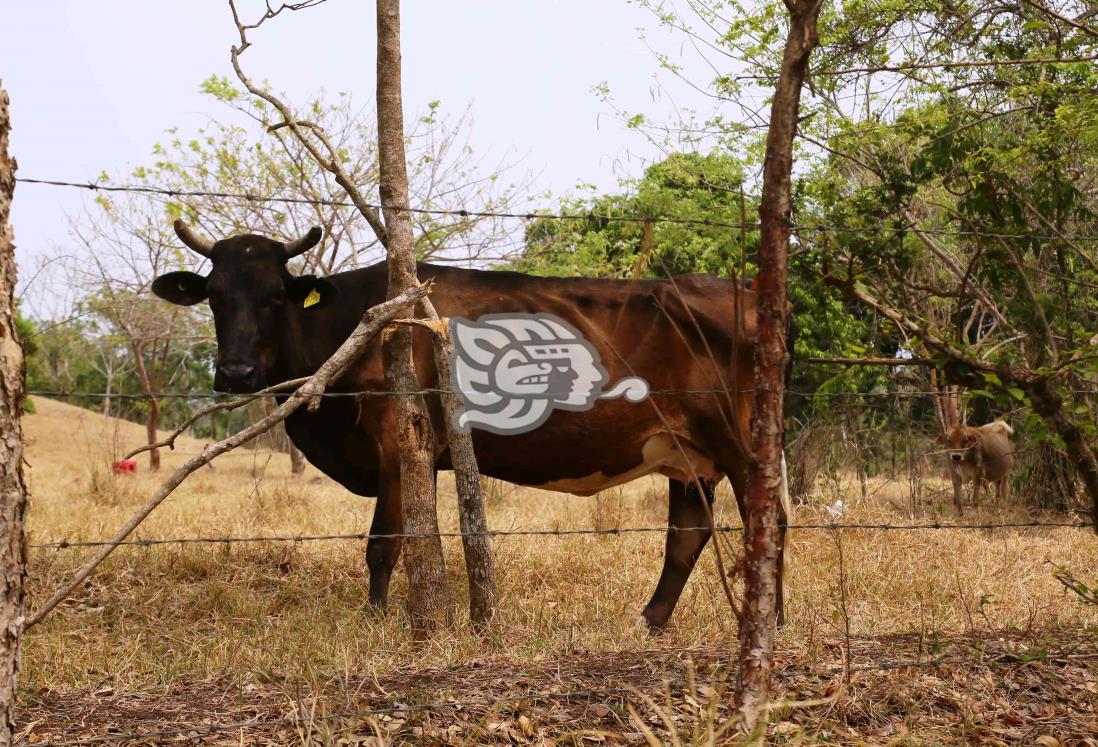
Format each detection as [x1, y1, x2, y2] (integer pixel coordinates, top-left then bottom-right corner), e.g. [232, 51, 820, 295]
[950, 452, 963, 462]
[214, 361, 263, 393]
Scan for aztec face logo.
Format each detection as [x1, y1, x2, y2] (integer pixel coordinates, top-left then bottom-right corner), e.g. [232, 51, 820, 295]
[449, 313, 649, 435]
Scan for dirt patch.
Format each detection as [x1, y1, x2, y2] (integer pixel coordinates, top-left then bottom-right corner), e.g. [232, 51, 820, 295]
[21, 629, 1098, 745]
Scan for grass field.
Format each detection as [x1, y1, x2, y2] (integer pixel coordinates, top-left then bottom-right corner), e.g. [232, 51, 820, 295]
[19, 396, 1098, 744]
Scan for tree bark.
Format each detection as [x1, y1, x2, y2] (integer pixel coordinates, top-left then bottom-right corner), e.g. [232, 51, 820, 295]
[412, 315, 497, 626]
[288, 439, 306, 475]
[1028, 379, 1098, 520]
[376, 0, 453, 636]
[735, 0, 822, 731]
[0, 82, 28, 747]
[130, 342, 160, 471]
[145, 398, 161, 471]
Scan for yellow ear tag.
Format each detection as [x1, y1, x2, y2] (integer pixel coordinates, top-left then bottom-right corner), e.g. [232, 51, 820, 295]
[303, 288, 321, 309]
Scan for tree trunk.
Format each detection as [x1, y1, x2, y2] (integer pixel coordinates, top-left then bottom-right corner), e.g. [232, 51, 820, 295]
[101, 363, 112, 417]
[735, 0, 822, 731]
[421, 317, 497, 626]
[1028, 379, 1098, 523]
[376, 0, 452, 636]
[0, 82, 29, 747]
[289, 440, 306, 475]
[1022, 441, 1075, 512]
[145, 397, 160, 471]
[130, 343, 160, 471]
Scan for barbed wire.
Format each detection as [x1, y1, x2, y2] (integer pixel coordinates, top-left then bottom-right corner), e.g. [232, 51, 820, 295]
[29, 519, 1089, 551]
[15, 177, 1098, 241]
[32, 648, 1098, 746]
[26, 386, 1098, 400]
[16, 177, 758, 232]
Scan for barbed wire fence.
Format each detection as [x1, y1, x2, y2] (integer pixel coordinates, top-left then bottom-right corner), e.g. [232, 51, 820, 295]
[21, 371, 1098, 744]
[19, 343, 1098, 731]
[15, 176, 1098, 242]
[15, 43, 1098, 738]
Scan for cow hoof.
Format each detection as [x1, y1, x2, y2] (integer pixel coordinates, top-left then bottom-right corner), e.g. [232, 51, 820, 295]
[637, 612, 668, 636]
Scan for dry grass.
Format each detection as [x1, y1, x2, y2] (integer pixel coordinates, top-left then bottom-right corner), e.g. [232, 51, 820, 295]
[19, 396, 1098, 744]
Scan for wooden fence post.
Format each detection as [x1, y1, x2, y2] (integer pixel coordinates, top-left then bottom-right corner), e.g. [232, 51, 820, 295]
[735, 0, 823, 730]
[0, 82, 28, 747]
[376, 0, 454, 636]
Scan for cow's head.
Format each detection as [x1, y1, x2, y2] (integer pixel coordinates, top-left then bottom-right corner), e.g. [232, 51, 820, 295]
[937, 426, 980, 463]
[151, 220, 336, 393]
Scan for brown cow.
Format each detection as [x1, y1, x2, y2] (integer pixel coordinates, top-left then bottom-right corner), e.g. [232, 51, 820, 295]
[938, 420, 1015, 513]
[151, 222, 791, 630]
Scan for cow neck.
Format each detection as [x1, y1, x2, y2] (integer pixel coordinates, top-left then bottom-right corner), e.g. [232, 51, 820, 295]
[270, 304, 345, 385]
[267, 267, 381, 387]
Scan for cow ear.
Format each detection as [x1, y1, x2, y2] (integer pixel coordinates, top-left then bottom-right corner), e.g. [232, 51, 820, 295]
[286, 275, 339, 310]
[935, 433, 945, 444]
[152, 271, 208, 306]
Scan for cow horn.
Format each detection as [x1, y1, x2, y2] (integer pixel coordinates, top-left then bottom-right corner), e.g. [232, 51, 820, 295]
[285, 226, 323, 259]
[173, 220, 215, 257]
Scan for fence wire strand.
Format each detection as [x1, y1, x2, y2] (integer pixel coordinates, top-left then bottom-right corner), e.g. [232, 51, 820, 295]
[29, 519, 1090, 551]
[26, 387, 1098, 400]
[15, 176, 1098, 241]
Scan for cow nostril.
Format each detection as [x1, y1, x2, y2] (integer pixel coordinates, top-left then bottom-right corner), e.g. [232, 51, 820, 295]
[218, 363, 256, 381]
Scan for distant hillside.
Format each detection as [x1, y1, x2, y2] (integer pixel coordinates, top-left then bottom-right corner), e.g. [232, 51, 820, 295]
[22, 396, 274, 478]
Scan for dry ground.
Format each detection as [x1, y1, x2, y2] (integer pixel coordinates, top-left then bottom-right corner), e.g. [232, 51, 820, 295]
[18, 396, 1098, 745]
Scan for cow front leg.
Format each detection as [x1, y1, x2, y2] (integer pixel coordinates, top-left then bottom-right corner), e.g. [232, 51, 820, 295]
[366, 452, 404, 610]
[641, 478, 716, 631]
[950, 468, 965, 515]
[364, 489, 404, 610]
[970, 478, 983, 513]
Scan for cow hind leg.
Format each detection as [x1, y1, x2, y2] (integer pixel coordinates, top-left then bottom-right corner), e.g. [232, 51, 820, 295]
[970, 478, 984, 513]
[641, 478, 716, 631]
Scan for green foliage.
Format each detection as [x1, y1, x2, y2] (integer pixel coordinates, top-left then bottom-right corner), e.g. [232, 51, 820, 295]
[22, 306, 217, 433]
[518, 152, 749, 277]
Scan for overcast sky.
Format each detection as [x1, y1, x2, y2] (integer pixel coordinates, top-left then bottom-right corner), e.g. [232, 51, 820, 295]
[2, 1, 724, 313]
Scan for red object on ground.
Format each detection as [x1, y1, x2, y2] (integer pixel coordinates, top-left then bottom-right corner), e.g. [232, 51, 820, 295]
[111, 459, 138, 475]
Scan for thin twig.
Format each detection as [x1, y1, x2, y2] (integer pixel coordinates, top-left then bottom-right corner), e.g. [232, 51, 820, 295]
[121, 377, 310, 460]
